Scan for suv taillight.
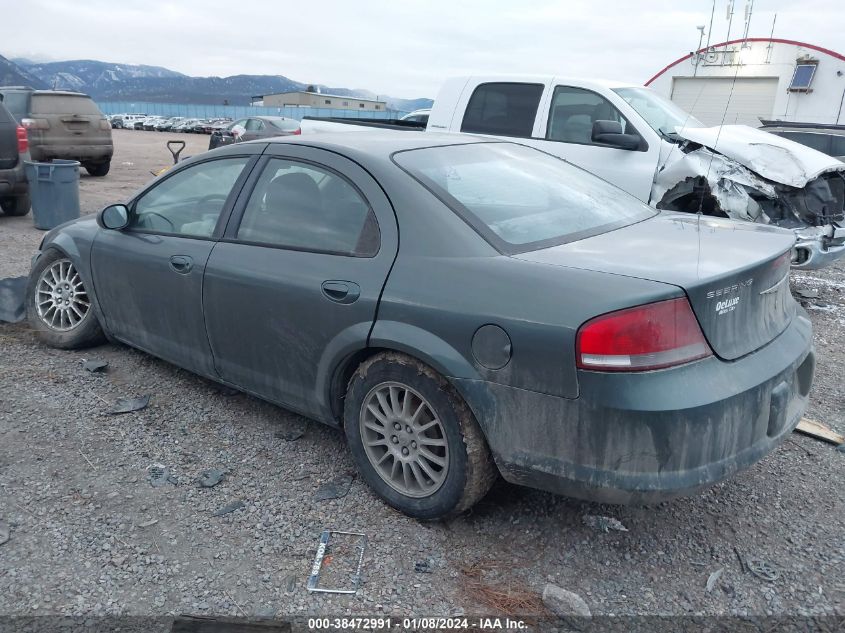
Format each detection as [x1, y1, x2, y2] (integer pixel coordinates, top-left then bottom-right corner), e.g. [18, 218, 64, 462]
[16, 126, 28, 154]
[576, 297, 712, 371]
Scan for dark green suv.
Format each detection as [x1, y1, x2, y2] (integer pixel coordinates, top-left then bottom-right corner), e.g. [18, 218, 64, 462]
[0, 87, 113, 177]
[0, 99, 29, 216]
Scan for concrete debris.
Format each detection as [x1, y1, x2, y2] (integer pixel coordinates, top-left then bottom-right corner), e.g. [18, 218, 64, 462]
[795, 287, 820, 300]
[82, 359, 109, 373]
[541, 583, 591, 618]
[0, 522, 9, 546]
[582, 514, 628, 532]
[213, 500, 246, 517]
[276, 428, 305, 441]
[414, 560, 433, 573]
[314, 475, 353, 502]
[197, 468, 227, 488]
[706, 568, 724, 593]
[109, 395, 150, 415]
[137, 518, 159, 528]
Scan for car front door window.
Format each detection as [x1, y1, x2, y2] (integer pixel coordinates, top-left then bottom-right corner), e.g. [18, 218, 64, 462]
[130, 157, 250, 237]
[547, 86, 632, 144]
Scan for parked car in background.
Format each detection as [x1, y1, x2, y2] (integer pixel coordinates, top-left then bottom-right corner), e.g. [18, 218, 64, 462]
[143, 117, 164, 131]
[208, 116, 300, 149]
[0, 98, 30, 216]
[400, 108, 431, 124]
[173, 119, 200, 133]
[0, 87, 113, 177]
[759, 121, 845, 162]
[26, 133, 814, 519]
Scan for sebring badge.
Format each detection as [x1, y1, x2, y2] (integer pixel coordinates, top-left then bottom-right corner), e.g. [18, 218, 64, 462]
[707, 278, 753, 316]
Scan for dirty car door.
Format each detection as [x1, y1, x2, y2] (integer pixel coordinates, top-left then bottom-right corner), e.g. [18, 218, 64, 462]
[203, 146, 398, 421]
[91, 154, 256, 375]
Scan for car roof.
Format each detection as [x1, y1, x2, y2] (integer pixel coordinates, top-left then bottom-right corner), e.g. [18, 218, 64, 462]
[251, 130, 493, 160]
[31, 90, 93, 98]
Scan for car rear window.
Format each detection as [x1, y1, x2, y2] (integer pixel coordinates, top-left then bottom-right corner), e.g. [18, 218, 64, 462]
[32, 94, 102, 115]
[0, 92, 29, 121]
[269, 118, 300, 131]
[461, 82, 543, 138]
[393, 142, 656, 254]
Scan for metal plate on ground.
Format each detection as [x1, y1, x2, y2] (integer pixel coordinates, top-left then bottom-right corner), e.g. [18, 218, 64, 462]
[306, 530, 366, 594]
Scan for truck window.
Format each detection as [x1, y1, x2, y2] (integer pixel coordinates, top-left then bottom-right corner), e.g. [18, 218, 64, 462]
[546, 86, 630, 144]
[461, 83, 543, 138]
[778, 131, 832, 155]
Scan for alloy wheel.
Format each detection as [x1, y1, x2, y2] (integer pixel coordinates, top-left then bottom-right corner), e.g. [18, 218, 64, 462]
[35, 259, 90, 332]
[360, 381, 450, 498]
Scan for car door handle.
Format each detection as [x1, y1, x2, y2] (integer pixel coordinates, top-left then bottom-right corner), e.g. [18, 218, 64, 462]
[169, 255, 193, 274]
[321, 280, 360, 304]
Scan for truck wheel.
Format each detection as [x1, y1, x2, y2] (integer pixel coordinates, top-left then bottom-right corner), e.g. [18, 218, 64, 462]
[0, 193, 31, 216]
[26, 250, 106, 349]
[344, 351, 497, 520]
[85, 161, 111, 177]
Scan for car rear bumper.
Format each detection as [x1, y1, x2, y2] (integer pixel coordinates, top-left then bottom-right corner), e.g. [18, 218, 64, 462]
[0, 161, 28, 196]
[453, 312, 814, 504]
[31, 144, 113, 163]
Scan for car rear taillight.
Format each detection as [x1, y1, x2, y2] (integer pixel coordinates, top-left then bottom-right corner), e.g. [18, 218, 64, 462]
[291, 128, 301, 135]
[16, 126, 28, 153]
[21, 117, 48, 130]
[576, 297, 712, 371]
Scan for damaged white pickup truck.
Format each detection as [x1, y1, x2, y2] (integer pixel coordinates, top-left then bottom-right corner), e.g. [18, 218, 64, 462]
[426, 76, 845, 269]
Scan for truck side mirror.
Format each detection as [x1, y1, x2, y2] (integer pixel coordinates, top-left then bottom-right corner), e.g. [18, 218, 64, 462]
[591, 120, 641, 150]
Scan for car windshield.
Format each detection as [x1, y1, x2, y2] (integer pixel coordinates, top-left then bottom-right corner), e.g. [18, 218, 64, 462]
[612, 87, 705, 136]
[394, 143, 656, 254]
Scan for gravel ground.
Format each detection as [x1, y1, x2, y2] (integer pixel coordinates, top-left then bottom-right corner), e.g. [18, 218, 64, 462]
[0, 130, 843, 623]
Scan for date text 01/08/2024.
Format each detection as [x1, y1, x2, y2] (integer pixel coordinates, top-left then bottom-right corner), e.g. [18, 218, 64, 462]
[307, 617, 529, 630]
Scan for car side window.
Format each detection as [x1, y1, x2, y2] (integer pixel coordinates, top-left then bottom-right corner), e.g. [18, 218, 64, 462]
[461, 82, 543, 138]
[245, 119, 264, 131]
[830, 135, 845, 158]
[237, 158, 379, 256]
[547, 86, 632, 144]
[130, 157, 250, 237]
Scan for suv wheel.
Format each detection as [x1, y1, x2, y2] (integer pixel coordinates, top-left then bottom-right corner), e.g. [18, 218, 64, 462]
[344, 352, 497, 520]
[84, 161, 111, 177]
[0, 193, 31, 216]
[26, 250, 106, 349]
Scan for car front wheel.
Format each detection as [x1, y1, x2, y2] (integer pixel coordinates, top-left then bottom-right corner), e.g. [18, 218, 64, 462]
[344, 351, 497, 520]
[26, 250, 106, 349]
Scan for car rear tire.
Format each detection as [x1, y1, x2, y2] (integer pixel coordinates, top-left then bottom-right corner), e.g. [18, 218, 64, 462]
[26, 250, 106, 349]
[85, 161, 111, 177]
[0, 193, 31, 216]
[344, 351, 497, 520]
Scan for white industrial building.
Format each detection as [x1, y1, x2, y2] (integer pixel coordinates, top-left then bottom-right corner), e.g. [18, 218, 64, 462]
[646, 38, 845, 126]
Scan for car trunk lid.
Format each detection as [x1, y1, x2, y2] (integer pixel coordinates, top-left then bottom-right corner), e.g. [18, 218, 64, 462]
[514, 212, 797, 360]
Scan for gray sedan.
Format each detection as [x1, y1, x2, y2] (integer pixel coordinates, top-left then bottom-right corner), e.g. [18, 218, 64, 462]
[26, 133, 815, 519]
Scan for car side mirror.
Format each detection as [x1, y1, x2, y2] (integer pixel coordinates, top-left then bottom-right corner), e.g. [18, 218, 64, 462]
[98, 204, 130, 230]
[591, 120, 641, 150]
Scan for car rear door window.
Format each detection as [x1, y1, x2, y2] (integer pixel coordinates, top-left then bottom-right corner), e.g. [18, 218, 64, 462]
[236, 158, 379, 256]
[460, 82, 543, 138]
[245, 119, 264, 131]
[130, 157, 250, 237]
[830, 135, 845, 158]
[547, 86, 631, 144]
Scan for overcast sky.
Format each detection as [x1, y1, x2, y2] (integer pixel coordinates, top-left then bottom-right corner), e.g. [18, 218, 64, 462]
[4, 0, 843, 98]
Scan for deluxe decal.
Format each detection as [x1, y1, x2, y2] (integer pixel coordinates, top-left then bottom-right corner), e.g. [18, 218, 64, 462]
[707, 278, 752, 316]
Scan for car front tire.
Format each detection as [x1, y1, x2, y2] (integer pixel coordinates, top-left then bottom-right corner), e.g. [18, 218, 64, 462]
[26, 250, 106, 349]
[344, 351, 497, 520]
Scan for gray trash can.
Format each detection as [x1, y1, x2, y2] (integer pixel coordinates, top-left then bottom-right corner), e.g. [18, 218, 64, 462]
[24, 159, 81, 230]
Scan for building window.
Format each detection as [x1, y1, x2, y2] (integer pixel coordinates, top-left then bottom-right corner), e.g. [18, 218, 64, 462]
[789, 62, 818, 91]
[359, 103, 365, 108]
[343, 101, 349, 106]
[375, 105, 381, 110]
[325, 99, 332, 105]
